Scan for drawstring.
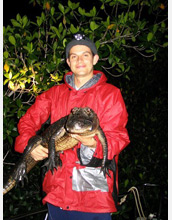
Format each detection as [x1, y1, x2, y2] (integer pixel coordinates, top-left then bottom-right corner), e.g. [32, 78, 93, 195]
[120, 186, 147, 220]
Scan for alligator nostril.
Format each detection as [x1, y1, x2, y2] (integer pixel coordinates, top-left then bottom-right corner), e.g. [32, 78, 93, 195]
[74, 122, 82, 130]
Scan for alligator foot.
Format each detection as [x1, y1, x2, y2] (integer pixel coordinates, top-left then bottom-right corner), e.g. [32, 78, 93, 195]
[43, 158, 57, 174]
[100, 166, 111, 178]
[43, 152, 62, 174]
[13, 161, 28, 186]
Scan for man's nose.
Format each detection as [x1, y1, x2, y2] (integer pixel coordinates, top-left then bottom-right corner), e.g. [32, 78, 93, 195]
[77, 55, 83, 62]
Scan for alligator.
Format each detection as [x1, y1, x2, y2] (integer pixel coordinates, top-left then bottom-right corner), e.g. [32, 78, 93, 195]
[3, 107, 110, 195]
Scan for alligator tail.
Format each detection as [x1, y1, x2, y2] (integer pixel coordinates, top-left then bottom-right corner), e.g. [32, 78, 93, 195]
[3, 177, 16, 195]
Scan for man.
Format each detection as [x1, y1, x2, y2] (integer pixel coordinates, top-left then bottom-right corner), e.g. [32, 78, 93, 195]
[14, 32, 130, 220]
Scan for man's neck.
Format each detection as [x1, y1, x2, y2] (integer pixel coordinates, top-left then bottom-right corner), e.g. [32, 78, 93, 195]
[74, 75, 93, 89]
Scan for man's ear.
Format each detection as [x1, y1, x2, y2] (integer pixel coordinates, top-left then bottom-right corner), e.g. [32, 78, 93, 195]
[66, 58, 70, 67]
[93, 54, 99, 65]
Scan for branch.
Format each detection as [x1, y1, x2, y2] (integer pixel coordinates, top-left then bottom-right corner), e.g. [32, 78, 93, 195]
[3, 150, 9, 161]
[20, 52, 27, 68]
[100, 33, 133, 45]
[122, 44, 155, 58]
[101, 65, 124, 77]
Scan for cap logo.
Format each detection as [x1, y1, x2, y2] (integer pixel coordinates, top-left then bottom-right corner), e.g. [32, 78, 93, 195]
[74, 33, 85, 41]
[65, 32, 97, 58]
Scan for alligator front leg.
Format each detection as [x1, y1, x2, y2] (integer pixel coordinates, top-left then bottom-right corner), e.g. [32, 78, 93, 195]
[45, 127, 66, 174]
[96, 127, 111, 177]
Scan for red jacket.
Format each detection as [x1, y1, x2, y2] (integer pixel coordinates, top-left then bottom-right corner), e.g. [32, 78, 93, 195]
[15, 70, 130, 213]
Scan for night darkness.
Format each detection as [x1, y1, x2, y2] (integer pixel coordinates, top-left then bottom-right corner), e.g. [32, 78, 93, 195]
[3, 0, 40, 26]
[3, 0, 96, 26]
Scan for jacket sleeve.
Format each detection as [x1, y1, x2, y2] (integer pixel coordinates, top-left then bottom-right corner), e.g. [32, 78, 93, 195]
[95, 88, 130, 160]
[14, 87, 54, 153]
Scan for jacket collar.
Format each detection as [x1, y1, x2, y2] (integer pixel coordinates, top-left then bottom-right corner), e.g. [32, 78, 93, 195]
[64, 70, 107, 91]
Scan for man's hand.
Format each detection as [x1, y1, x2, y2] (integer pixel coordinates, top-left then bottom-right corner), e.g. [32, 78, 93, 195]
[30, 145, 49, 161]
[71, 134, 97, 148]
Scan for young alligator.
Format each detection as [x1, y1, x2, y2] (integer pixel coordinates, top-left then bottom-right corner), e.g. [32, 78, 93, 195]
[3, 107, 109, 195]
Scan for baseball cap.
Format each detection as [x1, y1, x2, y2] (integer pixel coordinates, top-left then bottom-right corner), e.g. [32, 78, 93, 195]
[65, 32, 98, 58]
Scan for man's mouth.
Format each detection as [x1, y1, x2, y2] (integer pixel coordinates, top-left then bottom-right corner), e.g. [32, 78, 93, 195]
[77, 65, 86, 69]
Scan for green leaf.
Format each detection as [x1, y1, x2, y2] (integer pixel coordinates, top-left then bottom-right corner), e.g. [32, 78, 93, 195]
[12, 73, 20, 79]
[78, 7, 85, 16]
[147, 32, 153, 41]
[37, 16, 43, 27]
[95, 40, 100, 49]
[124, 13, 128, 22]
[63, 38, 67, 47]
[64, 7, 70, 14]
[9, 36, 16, 46]
[140, 21, 147, 29]
[16, 13, 22, 22]
[22, 16, 28, 27]
[58, 3, 65, 14]
[68, 0, 72, 8]
[41, 12, 46, 21]
[90, 6, 97, 16]
[68, 1, 79, 10]
[50, 26, 60, 38]
[118, 0, 128, 5]
[90, 21, 99, 31]
[70, 24, 79, 33]
[130, 11, 135, 19]
[101, 4, 105, 10]
[106, 16, 110, 26]
[15, 58, 19, 65]
[4, 73, 10, 79]
[3, 79, 9, 85]
[11, 19, 21, 28]
[53, 42, 58, 51]
[163, 42, 168, 47]
[51, 7, 55, 16]
[161, 21, 166, 28]
[132, 36, 136, 42]
[124, 179, 129, 187]
[118, 63, 125, 72]
[59, 22, 63, 33]
[153, 24, 158, 33]
[3, 51, 9, 58]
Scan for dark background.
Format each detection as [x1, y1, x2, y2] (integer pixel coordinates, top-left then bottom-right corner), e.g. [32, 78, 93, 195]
[3, 0, 39, 26]
[3, 0, 95, 26]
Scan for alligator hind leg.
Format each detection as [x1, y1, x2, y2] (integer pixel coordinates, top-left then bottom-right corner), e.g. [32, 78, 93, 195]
[13, 136, 42, 185]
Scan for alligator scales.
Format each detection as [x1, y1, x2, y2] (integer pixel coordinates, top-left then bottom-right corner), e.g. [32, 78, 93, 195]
[3, 107, 109, 195]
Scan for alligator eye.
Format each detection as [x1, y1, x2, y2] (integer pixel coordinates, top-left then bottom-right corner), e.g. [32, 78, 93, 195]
[84, 107, 92, 115]
[72, 107, 79, 114]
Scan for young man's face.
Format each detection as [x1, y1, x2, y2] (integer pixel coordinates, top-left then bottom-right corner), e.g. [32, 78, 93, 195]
[66, 45, 99, 78]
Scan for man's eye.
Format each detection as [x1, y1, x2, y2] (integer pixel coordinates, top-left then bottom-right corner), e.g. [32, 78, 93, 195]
[71, 55, 77, 59]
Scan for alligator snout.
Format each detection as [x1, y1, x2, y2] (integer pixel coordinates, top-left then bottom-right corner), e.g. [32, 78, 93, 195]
[66, 119, 93, 133]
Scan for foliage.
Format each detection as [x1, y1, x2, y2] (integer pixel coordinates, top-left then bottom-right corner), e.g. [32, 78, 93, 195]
[3, 0, 167, 219]
[3, 0, 167, 97]
[111, 47, 168, 219]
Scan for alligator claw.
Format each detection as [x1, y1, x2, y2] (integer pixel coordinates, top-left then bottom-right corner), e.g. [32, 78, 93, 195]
[100, 166, 111, 178]
[43, 152, 62, 174]
[14, 161, 28, 186]
[43, 158, 57, 174]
